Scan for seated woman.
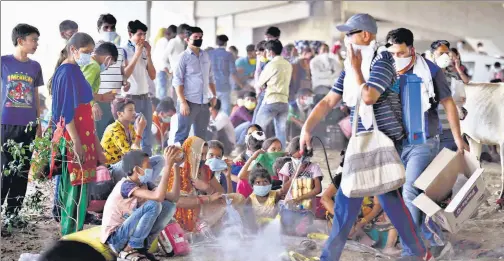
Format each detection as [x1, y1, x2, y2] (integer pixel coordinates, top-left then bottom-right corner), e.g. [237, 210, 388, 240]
[166, 136, 244, 234]
[321, 173, 401, 257]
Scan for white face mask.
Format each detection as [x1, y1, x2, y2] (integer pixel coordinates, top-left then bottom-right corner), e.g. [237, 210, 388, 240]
[394, 56, 413, 72]
[436, 53, 452, 69]
[101, 31, 118, 43]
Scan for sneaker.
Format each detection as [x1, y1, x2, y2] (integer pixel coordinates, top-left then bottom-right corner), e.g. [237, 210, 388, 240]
[430, 242, 453, 259]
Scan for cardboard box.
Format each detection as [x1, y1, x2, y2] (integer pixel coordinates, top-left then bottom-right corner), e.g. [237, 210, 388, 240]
[412, 148, 488, 233]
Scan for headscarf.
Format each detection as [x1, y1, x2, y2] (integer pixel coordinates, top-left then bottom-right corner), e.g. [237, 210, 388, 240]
[167, 136, 210, 232]
[153, 28, 167, 48]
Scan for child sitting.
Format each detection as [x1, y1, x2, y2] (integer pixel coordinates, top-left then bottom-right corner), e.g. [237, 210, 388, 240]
[235, 130, 266, 198]
[279, 136, 322, 213]
[101, 148, 182, 261]
[205, 140, 234, 193]
[233, 124, 264, 163]
[152, 97, 176, 150]
[245, 167, 286, 228]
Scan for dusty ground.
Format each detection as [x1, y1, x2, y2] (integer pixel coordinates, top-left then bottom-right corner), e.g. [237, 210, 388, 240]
[1, 149, 503, 261]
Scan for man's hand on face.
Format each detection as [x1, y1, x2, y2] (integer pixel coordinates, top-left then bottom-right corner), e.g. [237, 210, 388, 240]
[349, 45, 362, 71]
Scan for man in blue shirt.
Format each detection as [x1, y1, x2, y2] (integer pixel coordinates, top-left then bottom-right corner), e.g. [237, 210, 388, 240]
[208, 35, 243, 115]
[172, 26, 217, 144]
[299, 14, 434, 261]
[386, 28, 468, 260]
[235, 44, 256, 85]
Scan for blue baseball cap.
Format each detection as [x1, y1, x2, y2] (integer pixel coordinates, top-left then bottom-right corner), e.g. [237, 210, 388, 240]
[336, 13, 377, 35]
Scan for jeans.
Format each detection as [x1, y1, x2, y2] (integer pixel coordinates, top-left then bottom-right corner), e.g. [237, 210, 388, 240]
[156, 71, 171, 99]
[1, 124, 36, 216]
[235, 121, 250, 145]
[401, 136, 445, 247]
[439, 129, 457, 152]
[320, 189, 427, 260]
[95, 101, 114, 141]
[52, 175, 61, 221]
[174, 101, 210, 144]
[217, 91, 231, 116]
[107, 200, 176, 251]
[255, 102, 289, 148]
[109, 156, 164, 184]
[129, 95, 153, 156]
[251, 92, 265, 124]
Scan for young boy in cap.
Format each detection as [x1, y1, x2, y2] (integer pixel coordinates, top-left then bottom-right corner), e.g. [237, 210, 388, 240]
[101, 147, 182, 260]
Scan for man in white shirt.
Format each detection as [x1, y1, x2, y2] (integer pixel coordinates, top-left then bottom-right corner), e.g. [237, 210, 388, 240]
[166, 23, 190, 99]
[208, 99, 236, 155]
[122, 20, 156, 155]
[153, 25, 177, 99]
[94, 13, 129, 140]
[310, 43, 342, 95]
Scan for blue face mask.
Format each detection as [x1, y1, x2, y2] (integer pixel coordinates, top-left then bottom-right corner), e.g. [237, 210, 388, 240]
[100, 63, 107, 72]
[253, 184, 272, 197]
[75, 53, 92, 67]
[205, 158, 228, 172]
[139, 168, 154, 184]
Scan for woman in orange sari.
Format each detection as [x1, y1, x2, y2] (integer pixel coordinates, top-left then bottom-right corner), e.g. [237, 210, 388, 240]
[167, 136, 244, 232]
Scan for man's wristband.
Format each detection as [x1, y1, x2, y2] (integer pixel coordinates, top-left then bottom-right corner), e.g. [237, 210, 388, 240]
[136, 134, 142, 140]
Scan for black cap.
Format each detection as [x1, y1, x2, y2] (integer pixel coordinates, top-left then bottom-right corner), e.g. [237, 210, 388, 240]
[121, 150, 149, 174]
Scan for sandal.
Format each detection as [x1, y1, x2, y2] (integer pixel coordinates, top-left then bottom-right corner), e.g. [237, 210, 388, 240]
[138, 248, 159, 261]
[118, 249, 149, 261]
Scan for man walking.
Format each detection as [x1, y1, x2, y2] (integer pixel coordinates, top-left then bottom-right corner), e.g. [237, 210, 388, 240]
[208, 34, 243, 115]
[172, 26, 217, 144]
[299, 14, 435, 261]
[254, 40, 292, 147]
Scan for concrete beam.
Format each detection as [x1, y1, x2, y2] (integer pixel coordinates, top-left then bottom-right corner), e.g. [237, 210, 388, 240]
[195, 1, 289, 18]
[234, 2, 311, 28]
[343, 1, 504, 55]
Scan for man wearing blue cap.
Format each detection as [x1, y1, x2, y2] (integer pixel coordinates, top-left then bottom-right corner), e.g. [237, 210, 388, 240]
[299, 14, 435, 261]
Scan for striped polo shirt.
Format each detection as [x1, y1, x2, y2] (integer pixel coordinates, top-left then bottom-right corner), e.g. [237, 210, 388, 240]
[332, 51, 405, 141]
[98, 43, 125, 95]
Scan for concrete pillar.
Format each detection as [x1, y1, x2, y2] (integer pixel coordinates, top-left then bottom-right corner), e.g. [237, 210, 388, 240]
[196, 17, 217, 49]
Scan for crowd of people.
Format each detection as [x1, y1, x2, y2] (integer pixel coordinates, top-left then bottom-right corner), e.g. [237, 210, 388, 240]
[0, 10, 499, 261]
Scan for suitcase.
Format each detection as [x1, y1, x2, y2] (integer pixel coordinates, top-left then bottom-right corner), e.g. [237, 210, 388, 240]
[158, 221, 190, 256]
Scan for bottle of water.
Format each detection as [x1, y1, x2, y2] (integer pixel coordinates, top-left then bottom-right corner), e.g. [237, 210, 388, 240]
[196, 221, 216, 241]
[19, 253, 40, 261]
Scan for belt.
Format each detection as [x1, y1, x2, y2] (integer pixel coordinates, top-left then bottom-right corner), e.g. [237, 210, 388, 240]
[126, 94, 149, 99]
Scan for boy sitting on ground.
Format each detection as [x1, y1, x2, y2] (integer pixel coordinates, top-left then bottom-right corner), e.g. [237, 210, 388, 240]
[101, 147, 182, 261]
[152, 97, 176, 149]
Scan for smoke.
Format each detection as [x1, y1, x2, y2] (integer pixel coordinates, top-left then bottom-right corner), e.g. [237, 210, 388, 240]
[193, 196, 287, 261]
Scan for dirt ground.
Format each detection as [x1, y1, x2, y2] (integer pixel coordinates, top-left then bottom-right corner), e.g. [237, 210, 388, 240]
[1, 149, 503, 261]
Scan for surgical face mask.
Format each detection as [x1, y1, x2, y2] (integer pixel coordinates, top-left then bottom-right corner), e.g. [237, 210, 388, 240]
[100, 63, 107, 72]
[305, 96, 314, 106]
[253, 184, 272, 197]
[244, 100, 256, 111]
[161, 116, 171, 123]
[205, 158, 228, 172]
[138, 168, 154, 184]
[75, 53, 91, 67]
[436, 53, 452, 69]
[267, 54, 274, 61]
[101, 31, 118, 43]
[249, 58, 256, 65]
[259, 55, 268, 63]
[191, 39, 203, 48]
[394, 56, 413, 72]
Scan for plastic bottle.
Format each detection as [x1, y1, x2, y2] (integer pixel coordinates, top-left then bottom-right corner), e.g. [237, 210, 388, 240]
[196, 221, 216, 241]
[19, 253, 40, 261]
